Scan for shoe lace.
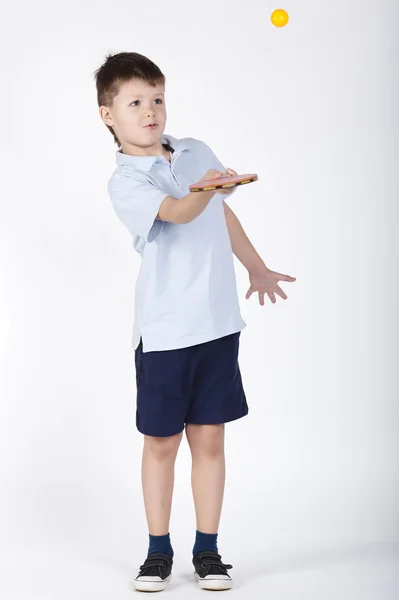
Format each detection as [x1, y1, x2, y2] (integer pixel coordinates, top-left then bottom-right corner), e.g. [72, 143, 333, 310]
[138, 555, 169, 578]
[197, 551, 233, 576]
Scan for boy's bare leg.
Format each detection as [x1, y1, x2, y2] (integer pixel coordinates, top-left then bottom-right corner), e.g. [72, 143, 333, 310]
[141, 431, 183, 535]
[185, 423, 225, 533]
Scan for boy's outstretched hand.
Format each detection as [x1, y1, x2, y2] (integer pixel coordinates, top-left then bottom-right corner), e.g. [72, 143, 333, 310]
[246, 266, 296, 305]
[220, 167, 296, 304]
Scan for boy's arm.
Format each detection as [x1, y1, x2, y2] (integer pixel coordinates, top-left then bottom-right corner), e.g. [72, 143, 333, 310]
[157, 189, 218, 224]
[223, 200, 267, 273]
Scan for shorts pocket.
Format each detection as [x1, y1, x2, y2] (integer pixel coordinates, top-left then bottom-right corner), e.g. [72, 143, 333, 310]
[135, 338, 143, 388]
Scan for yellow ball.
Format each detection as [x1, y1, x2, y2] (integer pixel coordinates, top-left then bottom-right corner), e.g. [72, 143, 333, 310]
[271, 9, 289, 27]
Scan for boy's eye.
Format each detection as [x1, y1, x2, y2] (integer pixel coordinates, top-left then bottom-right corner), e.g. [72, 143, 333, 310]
[130, 99, 163, 106]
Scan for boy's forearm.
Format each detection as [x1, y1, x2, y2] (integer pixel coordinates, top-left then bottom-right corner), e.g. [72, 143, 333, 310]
[176, 190, 217, 224]
[223, 201, 267, 273]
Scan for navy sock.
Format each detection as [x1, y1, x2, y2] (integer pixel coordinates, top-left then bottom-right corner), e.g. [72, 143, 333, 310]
[148, 532, 174, 558]
[193, 530, 218, 556]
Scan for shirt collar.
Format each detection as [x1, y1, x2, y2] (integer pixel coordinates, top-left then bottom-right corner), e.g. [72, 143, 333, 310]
[115, 133, 190, 171]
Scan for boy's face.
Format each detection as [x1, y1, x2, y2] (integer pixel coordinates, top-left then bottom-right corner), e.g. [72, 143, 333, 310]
[100, 79, 167, 156]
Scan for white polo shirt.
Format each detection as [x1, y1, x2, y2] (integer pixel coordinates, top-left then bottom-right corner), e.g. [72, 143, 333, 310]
[107, 133, 246, 352]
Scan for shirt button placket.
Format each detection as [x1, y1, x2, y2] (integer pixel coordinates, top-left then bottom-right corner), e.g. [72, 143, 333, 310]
[170, 165, 179, 187]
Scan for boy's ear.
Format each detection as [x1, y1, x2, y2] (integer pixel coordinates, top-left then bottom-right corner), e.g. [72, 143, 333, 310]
[99, 106, 113, 126]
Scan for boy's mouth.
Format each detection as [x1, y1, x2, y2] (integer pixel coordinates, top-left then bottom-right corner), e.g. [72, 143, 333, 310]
[145, 124, 158, 129]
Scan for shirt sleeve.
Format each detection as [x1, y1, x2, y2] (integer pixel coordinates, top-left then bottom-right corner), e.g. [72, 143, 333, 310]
[108, 171, 171, 243]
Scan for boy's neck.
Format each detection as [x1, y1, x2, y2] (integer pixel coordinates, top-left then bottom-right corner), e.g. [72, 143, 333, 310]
[120, 142, 171, 162]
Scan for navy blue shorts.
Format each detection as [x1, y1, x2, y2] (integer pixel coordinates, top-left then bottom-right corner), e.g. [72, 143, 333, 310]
[134, 332, 249, 437]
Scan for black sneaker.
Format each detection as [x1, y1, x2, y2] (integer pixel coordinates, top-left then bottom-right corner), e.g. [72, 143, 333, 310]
[133, 552, 173, 592]
[192, 550, 233, 590]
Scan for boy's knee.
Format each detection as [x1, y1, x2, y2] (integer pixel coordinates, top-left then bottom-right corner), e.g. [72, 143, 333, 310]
[186, 424, 224, 458]
[144, 431, 183, 459]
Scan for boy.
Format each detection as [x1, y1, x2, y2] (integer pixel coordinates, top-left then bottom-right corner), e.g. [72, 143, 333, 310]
[95, 51, 295, 592]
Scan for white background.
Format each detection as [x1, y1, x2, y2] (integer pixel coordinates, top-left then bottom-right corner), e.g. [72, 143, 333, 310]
[0, 0, 398, 597]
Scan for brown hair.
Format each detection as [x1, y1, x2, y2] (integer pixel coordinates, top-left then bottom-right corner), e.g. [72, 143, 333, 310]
[94, 52, 166, 147]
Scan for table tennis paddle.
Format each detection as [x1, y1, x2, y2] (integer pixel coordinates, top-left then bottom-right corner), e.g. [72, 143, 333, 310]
[189, 173, 258, 192]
